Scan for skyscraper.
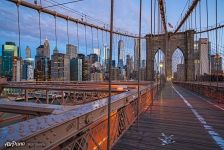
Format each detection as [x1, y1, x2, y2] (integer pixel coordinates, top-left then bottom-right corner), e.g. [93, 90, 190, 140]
[34, 56, 51, 81]
[199, 38, 209, 75]
[87, 53, 98, 64]
[51, 52, 70, 81]
[70, 58, 82, 81]
[134, 38, 140, 71]
[194, 38, 210, 78]
[35, 42, 51, 81]
[93, 48, 101, 62]
[77, 53, 89, 81]
[66, 44, 77, 59]
[25, 46, 31, 58]
[103, 45, 110, 71]
[44, 37, 50, 58]
[211, 54, 223, 74]
[36, 39, 50, 58]
[22, 58, 34, 80]
[118, 40, 125, 69]
[126, 54, 134, 80]
[1, 42, 19, 80]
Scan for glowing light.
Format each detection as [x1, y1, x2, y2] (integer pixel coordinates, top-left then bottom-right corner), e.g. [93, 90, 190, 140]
[117, 87, 124, 91]
[159, 63, 163, 68]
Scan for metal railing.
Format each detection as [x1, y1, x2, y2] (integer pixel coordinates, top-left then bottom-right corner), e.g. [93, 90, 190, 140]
[173, 81, 224, 103]
[0, 82, 157, 150]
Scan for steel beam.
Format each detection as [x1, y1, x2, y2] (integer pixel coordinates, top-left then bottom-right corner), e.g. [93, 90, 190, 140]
[8, 0, 138, 38]
[174, 0, 200, 33]
[158, 0, 167, 33]
[0, 100, 78, 115]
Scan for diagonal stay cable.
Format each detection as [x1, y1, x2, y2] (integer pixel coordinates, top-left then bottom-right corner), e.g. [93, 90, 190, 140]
[42, 0, 84, 9]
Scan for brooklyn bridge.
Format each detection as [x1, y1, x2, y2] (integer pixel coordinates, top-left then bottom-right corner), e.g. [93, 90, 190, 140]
[0, 0, 223, 150]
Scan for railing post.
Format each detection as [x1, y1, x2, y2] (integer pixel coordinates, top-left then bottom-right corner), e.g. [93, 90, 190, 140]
[46, 90, 49, 104]
[25, 89, 28, 102]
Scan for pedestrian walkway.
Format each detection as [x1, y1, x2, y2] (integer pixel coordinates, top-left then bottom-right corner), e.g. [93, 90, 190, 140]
[112, 82, 224, 150]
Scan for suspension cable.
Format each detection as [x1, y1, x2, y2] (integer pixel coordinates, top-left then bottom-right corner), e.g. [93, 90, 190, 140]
[154, 0, 156, 34]
[107, 0, 114, 149]
[137, 0, 142, 128]
[84, 25, 87, 55]
[97, 29, 99, 50]
[38, 11, 42, 45]
[76, 22, 79, 51]
[91, 27, 93, 53]
[215, 0, 218, 87]
[67, 19, 70, 44]
[206, 0, 211, 86]
[16, 4, 21, 57]
[151, 0, 152, 35]
[96, 29, 100, 61]
[54, 15, 58, 48]
[199, 0, 202, 83]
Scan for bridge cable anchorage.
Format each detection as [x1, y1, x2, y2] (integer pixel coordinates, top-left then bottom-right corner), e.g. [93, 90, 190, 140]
[174, 0, 200, 33]
[8, 0, 138, 38]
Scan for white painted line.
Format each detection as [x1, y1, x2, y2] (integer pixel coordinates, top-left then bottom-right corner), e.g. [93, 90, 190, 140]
[172, 85, 224, 150]
[185, 89, 224, 111]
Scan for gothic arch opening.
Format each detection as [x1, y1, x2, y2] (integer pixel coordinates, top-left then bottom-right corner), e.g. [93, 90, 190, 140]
[154, 49, 165, 81]
[172, 48, 185, 81]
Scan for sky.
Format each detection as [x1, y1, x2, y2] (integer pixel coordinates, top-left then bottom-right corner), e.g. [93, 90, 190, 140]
[0, 0, 223, 63]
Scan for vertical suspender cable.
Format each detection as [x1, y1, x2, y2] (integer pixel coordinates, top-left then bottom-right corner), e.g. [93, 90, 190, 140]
[97, 29, 100, 61]
[194, 5, 197, 81]
[91, 27, 93, 53]
[151, 0, 152, 35]
[157, 0, 160, 34]
[107, 0, 114, 149]
[84, 25, 87, 55]
[199, 0, 202, 84]
[54, 15, 57, 48]
[17, 4, 21, 58]
[215, 0, 218, 88]
[205, 0, 212, 89]
[76, 23, 79, 52]
[154, 0, 156, 35]
[137, 0, 142, 128]
[67, 19, 70, 44]
[38, 11, 42, 45]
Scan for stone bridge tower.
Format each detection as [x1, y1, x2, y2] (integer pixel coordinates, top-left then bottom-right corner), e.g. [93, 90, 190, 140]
[146, 30, 195, 81]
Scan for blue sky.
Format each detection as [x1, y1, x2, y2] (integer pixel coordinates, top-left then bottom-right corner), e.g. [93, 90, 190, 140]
[0, 0, 223, 61]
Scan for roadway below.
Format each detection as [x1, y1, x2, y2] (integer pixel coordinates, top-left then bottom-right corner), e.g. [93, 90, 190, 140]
[112, 82, 224, 150]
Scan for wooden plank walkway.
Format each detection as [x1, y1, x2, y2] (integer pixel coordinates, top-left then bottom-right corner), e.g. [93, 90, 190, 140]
[112, 82, 224, 150]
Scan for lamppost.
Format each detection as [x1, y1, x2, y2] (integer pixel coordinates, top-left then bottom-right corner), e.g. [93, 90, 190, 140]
[159, 62, 163, 88]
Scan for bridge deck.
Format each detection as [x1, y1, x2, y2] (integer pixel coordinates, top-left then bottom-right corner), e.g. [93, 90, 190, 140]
[113, 83, 224, 150]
